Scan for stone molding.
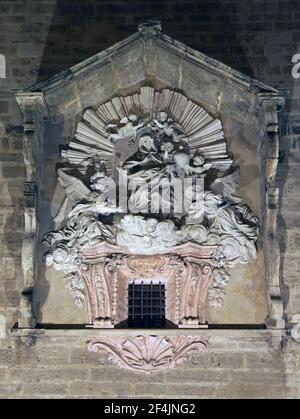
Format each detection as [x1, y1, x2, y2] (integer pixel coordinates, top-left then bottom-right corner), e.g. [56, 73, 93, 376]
[25, 23, 281, 97]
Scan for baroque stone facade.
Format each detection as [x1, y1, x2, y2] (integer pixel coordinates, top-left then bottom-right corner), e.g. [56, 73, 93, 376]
[0, 0, 300, 398]
[14, 20, 285, 374]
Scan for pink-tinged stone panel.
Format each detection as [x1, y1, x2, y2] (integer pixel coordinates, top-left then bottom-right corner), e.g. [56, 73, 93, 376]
[80, 242, 216, 328]
[87, 335, 209, 374]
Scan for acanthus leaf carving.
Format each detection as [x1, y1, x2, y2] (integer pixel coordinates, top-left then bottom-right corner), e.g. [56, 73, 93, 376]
[64, 272, 86, 308]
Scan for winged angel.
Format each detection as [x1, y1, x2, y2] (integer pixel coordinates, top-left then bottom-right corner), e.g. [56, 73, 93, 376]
[43, 167, 122, 272]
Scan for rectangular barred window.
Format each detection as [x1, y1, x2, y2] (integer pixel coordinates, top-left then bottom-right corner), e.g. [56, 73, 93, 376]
[128, 281, 166, 328]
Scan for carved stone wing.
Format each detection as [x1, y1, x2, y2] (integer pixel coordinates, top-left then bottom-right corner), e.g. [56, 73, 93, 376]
[57, 169, 91, 206]
[211, 168, 242, 202]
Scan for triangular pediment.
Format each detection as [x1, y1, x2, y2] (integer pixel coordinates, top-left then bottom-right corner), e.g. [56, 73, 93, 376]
[23, 21, 278, 98]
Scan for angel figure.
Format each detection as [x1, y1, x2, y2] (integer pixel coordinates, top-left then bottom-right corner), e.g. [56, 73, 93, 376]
[67, 175, 122, 224]
[150, 112, 185, 143]
[44, 167, 121, 250]
[53, 167, 121, 230]
[172, 151, 212, 178]
[189, 151, 213, 176]
[106, 114, 144, 148]
[53, 168, 92, 229]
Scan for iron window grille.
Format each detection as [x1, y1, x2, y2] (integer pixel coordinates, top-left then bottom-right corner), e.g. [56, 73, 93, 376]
[128, 281, 166, 328]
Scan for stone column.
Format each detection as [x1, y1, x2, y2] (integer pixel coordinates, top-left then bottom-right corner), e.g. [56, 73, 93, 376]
[260, 95, 286, 330]
[15, 93, 48, 328]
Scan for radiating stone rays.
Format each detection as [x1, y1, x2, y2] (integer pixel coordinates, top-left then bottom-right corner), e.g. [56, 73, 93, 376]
[62, 87, 233, 174]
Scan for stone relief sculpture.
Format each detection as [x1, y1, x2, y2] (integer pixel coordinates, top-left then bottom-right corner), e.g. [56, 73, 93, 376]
[87, 335, 209, 373]
[43, 87, 259, 316]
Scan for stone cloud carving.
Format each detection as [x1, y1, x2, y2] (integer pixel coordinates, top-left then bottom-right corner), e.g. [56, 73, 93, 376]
[43, 87, 259, 320]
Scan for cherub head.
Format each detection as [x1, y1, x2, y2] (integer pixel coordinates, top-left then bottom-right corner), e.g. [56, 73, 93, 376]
[128, 114, 140, 125]
[119, 215, 136, 231]
[139, 135, 157, 153]
[204, 192, 223, 218]
[90, 170, 109, 193]
[145, 218, 158, 233]
[156, 112, 169, 124]
[161, 142, 174, 153]
[174, 152, 190, 171]
[45, 252, 54, 267]
[193, 151, 206, 167]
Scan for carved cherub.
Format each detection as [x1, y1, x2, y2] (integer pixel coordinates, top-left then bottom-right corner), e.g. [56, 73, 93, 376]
[189, 151, 212, 176]
[151, 112, 171, 130]
[45, 166, 121, 252]
[151, 112, 185, 142]
[171, 150, 212, 178]
[106, 114, 144, 147]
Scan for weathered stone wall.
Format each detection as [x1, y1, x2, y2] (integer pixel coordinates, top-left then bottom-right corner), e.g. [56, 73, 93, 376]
[0, 330, 299, 399]
[0, 0, 300, 399]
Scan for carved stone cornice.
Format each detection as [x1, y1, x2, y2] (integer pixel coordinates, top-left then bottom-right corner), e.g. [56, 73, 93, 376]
[23, 23, 282, 97]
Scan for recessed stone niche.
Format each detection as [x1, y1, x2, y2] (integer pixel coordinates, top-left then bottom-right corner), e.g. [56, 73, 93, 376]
[15, 22, 285, 372]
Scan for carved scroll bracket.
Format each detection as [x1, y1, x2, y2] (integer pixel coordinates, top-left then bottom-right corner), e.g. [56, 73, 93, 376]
[15, 93, 49, 328]
[259, 95, 286, 330]
[179, 258, 214, 328]
[80, 253, 126, 327]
